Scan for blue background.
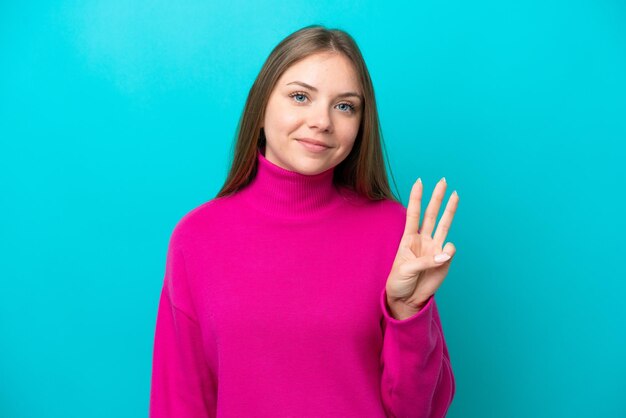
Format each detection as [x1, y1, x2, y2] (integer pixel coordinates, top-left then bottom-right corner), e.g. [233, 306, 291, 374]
[1, 1, 624, 417]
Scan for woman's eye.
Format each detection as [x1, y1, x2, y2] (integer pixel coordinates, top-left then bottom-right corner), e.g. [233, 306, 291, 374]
[289, 92, 308, 103]
[337, 103, 355, 113]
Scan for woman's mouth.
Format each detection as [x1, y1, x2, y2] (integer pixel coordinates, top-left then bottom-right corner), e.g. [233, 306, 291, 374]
[296, 138, 331, 153]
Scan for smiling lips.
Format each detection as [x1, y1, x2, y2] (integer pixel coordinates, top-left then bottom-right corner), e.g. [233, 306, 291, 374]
[296, 138, 331, 152]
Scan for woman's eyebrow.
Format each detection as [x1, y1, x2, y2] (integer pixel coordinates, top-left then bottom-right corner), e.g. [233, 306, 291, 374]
[286, 81, 362, 101]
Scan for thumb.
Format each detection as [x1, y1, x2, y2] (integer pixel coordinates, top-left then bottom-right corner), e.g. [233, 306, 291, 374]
[434, 242, 456, 263]
[399, 251, 449, 277]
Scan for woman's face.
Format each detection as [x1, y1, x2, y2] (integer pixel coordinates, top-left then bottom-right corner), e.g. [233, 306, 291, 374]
[261, 52, 363, 175]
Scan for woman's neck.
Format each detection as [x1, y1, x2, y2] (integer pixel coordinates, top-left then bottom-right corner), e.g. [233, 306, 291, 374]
[237, 146, 346, 221]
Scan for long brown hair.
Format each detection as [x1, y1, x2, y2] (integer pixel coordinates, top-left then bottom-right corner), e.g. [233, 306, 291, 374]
[215, 24, 401, 203]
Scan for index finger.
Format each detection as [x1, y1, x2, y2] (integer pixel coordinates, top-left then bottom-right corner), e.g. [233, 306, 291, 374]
[404, 178, 423, 236]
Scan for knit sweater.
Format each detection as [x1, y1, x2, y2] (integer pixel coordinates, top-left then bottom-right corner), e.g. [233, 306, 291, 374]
[149, 147, 455, 418]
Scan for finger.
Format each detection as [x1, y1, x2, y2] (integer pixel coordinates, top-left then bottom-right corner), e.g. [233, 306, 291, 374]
[403, 178, 423, 237]
[433, 190, 459, 247]
[420, 177, 447, 237]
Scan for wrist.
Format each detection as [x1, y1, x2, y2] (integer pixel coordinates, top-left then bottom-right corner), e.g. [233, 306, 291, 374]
[385, 296, 426, 320]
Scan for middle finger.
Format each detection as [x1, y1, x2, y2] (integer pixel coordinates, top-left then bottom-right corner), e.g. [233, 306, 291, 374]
[420, 177, 447, 237]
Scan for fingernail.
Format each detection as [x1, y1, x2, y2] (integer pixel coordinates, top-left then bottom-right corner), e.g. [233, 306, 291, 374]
[442, 177, 447, 184]
[416, 177, 422, 184]
[434, 253, 451, 263]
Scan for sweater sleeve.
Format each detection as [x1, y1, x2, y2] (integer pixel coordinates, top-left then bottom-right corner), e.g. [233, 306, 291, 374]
[149, 233, 217, 418]
[379, 288, 456, 418]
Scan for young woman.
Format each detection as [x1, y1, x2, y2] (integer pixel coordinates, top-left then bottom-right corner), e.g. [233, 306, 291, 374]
[150, 24, 459, 418]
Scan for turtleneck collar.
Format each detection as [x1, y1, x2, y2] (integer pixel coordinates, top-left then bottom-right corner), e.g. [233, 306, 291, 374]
[237, 146, 347, 220]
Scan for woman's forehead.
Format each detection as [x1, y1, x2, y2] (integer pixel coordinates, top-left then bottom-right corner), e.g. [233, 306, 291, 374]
[277, 53, 361, 93]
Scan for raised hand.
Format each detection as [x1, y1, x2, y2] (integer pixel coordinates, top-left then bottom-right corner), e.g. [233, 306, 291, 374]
[385, 177, 459, 320]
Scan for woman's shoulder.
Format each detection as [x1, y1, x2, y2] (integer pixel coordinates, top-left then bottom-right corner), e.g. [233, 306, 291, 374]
[168, 194, 239, 243]
[376, 197, 407, 217]
[373, 198, 407, 235]
[339, 186, 406, 218]
[336, 187, 407, 238]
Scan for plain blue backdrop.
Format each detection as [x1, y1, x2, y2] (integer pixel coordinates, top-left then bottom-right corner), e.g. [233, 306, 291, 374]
[1, 1, 624, 417]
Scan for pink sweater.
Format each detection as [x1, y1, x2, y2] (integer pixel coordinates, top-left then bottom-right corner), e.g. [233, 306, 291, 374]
[150, 147, 455, 417]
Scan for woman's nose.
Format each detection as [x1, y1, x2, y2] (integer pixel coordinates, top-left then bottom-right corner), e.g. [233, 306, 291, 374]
[307, 104, 333, 132]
